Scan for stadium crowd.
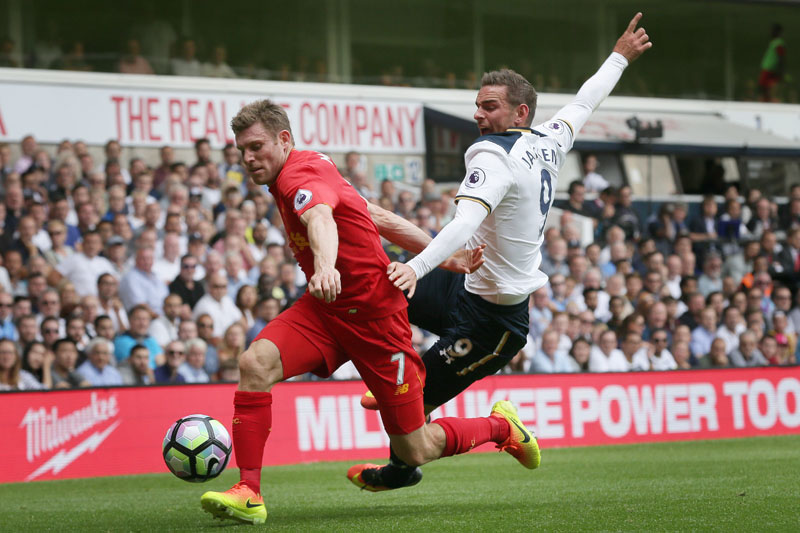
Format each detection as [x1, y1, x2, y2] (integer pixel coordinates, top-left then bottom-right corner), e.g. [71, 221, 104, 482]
[0, 134, 799, 391]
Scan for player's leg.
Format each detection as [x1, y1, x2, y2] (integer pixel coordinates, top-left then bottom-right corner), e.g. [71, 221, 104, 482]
[200, 337, 281, 524]
[202, 298, 342, 523]
[360, 269, 461, 412]
[353, 292, 531, 490]
[345, 310, 538, 492]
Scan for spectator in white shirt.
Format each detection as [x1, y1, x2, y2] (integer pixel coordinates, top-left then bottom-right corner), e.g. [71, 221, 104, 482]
[148, 293, 182, 348]
[619, 332, 651, 371]
[530, 329, 575, 373]
[192, 272, 243, 338]
[54, 230, 116, 297]
[589, 330, 628, 372]
[648, 329, 678, 370]
[716, 306, 746, 354]
[582, 154, 609, 192]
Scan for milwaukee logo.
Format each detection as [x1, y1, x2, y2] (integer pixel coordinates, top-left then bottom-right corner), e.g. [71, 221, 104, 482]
[19, 392, 119, 463]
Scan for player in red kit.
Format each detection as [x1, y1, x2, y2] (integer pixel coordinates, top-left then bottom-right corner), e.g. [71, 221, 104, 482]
[200, 99, 540, 525]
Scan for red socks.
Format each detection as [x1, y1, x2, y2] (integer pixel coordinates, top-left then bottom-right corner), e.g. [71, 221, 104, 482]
[432, 416, 509, 457]
[232, 390, 273, 493]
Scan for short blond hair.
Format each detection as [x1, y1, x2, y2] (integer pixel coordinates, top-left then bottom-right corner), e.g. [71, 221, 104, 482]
[231, 99, 293, 140]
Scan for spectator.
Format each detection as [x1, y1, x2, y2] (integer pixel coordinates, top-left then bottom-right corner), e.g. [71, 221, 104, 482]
[729, 330, 769, 368]
[65, 315, 89, 355]
[758, 23, 786, 102]
[193, 272, 243, 338]
[589, 330, 627, 372]
[581, 154, 609, 192]
[218, 143, 246, 187]
[53, 230, 116, 297]
[690, 307, 718, 362]
[216, 322, 246, 370]
[177, 319, 198, 342]
[16, 315, 39, 350]
[148, 293, 182, 348]
[567, 337, 591, 372]
[0, 291, 16, 340]
[776, 227, 800, 287]
[118, 343, 154, 385]
[746, 197, 777, 237]
[555, 180, 597, 218]
[171, 38, 202, 76]
[96, 273, 128, 334]
[540, 238, 570, 278]
[113, 304, 163, 368]
[117, 38, 153, 75]
[154, 232, 182, 284]
[530, 329, 574, 373]
[246, 297, 281, 345]
[178, 338, 210, 383]
[235, 285, 258, 330]
[76, 337, 122, 386]
[769, 310, 797, 365]
[196, 313, 220, 376]
[119, 246, 169, 314]
[21, 340, 52, 388]
[169, 254, 205, 309]
[43, 220, 74, 268]
[648, 329, 677, 370]
[697, 252, 723, 298]
[50, 338, 89, 388]
[613, 186, 640, 241]
[698, 338, 730, 369]
[0, 339, 43, 390]
[759, 334, 783, 365]
[619, 331, 650, 371]
[688, 195, 718, 246]
[722, 240, 760, 287]
[204, 45, 237, 78]
[154, 340, 186, 384]
[672, 340, 692, 369]
[715, 306, 745, 355]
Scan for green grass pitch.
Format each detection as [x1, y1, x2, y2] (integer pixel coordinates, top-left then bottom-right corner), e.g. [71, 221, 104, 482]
[2, 435, 799, 532]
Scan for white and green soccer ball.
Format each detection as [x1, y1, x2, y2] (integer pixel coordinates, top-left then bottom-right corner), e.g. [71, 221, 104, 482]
[162, 414, 232, 482]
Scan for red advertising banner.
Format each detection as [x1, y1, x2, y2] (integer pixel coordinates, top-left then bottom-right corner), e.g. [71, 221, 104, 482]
[1, 367, 799, 483]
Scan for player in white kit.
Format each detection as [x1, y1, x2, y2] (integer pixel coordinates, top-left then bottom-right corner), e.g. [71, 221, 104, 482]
[348, 13, 652, 491]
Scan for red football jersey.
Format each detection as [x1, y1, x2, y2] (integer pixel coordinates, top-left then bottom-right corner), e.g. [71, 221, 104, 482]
[269, 150, 407, 320]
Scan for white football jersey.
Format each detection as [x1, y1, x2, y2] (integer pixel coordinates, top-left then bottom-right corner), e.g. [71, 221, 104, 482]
[454, 119, 574, 302]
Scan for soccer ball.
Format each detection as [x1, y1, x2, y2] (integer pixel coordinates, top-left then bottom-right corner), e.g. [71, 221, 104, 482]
[162, 414, 232, 482]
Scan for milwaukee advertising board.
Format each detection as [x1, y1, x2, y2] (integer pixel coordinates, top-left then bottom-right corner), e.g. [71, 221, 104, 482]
[1, 367, 798, 483]
[0, 82, 424, 153]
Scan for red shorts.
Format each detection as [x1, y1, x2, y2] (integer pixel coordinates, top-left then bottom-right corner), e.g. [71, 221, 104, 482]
[253, 294, 426, 435]
[758, 70, 780, 89]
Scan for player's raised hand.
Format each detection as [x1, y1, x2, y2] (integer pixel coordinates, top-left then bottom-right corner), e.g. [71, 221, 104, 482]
[440, 243, 486, 274]
[613, 12, 652, 63]
[309, 265, 342, 303]
[387, 262, 419, 298]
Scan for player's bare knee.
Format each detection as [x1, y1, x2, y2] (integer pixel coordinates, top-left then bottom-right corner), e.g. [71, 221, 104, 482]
[239, 340, 283, 387]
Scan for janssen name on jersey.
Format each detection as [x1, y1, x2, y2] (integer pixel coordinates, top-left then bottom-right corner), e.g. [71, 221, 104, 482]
[454, 119, 573, 300]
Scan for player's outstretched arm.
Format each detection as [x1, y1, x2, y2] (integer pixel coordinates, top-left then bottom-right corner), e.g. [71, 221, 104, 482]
[613, 12, 652, 63]
[367, 201, 431, 254]
[367, 201, 485, 273]
[553, 12, 651, 138]
[300, 204, 342, 303]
